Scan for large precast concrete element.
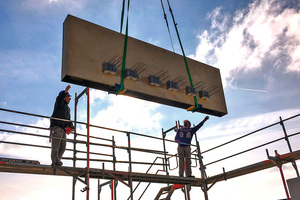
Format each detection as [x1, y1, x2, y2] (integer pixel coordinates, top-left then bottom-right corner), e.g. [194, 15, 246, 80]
[61, 15, 227, 117]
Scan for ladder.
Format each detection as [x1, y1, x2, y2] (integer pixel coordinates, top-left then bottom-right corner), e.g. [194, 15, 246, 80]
[154, 184, 184, 200]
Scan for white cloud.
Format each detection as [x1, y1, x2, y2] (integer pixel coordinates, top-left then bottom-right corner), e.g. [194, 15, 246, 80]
[289, 44, 300, 72]
[0, 118, 51, 164]
[89, 89, 106, 105]
[89, 93, 163, 134]
[201, 108, 300, 143]
[0, 101, 8, 107]
[208, 7, 231, 32]
[191, 0, 300, 87]
[20, 0, 85, 12]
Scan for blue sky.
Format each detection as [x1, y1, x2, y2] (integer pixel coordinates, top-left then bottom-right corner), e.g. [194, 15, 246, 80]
[0, 0, 300, 199]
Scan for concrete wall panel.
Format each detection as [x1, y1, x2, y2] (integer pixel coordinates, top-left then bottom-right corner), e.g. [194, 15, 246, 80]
[62, 15, 227, 116]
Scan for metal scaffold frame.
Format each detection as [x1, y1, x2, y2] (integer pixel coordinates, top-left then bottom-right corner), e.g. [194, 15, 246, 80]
[0, 97, 300, 199]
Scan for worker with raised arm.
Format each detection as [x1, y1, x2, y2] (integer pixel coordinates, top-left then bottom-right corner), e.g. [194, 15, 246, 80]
[175, 116, 209, 177]
[50, 85, 74, 167]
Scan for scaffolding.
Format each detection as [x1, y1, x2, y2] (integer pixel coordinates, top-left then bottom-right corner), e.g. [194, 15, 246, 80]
[0, 88, 300, 199]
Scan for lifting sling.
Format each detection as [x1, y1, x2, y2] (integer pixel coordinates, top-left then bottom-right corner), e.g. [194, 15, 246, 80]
[115, 0, 201, 112]
[165, 0, 200, 112]
[112, 0, 130, 95]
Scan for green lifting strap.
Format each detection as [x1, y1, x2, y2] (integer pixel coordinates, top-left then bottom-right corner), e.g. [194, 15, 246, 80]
[115, 0, 130, 95]
[166, 0, 200, 111]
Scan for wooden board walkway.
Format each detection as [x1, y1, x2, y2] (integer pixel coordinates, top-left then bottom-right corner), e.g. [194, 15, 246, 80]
[0, 150, 299, 187]
[0, 161, 203, 186]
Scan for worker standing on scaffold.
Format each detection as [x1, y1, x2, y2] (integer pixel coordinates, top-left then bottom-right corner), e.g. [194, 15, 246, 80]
[50, 85, 74, 167]
[175, 116, 209, 177]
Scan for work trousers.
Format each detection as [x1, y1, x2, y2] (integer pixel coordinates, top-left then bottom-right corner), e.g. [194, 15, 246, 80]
[50, 126, 66, 165]
[178, 146, 192, 176]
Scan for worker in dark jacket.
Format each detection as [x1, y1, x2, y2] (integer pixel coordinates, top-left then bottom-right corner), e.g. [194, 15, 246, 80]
[175, 116, 209, 177]
[50, 85, 74, 167]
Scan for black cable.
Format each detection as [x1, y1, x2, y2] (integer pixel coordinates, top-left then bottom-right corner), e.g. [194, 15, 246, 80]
[160, 0, 175, 52]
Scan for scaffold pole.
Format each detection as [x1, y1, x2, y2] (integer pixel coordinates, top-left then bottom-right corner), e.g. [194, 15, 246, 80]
[112, 136, 117, 200]
[279, 116, 299, 177]
[275, 150, 291, 200]
[86, 88, 90, 200]
[127, 132, 133, 199]
[194, 132, 208, 200]
[72, 92, 78, 200]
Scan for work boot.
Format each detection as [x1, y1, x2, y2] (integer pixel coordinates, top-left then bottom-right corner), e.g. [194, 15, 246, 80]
[51, 160, 63, 167]
[56, 160, 63, 166]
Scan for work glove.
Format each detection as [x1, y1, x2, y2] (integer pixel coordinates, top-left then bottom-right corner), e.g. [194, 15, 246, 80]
[65, 126, 73, 135]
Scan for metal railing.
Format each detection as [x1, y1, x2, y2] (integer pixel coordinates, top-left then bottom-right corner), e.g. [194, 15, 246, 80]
[0, 106, 173, 200]
[1, 106, 299, 200]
